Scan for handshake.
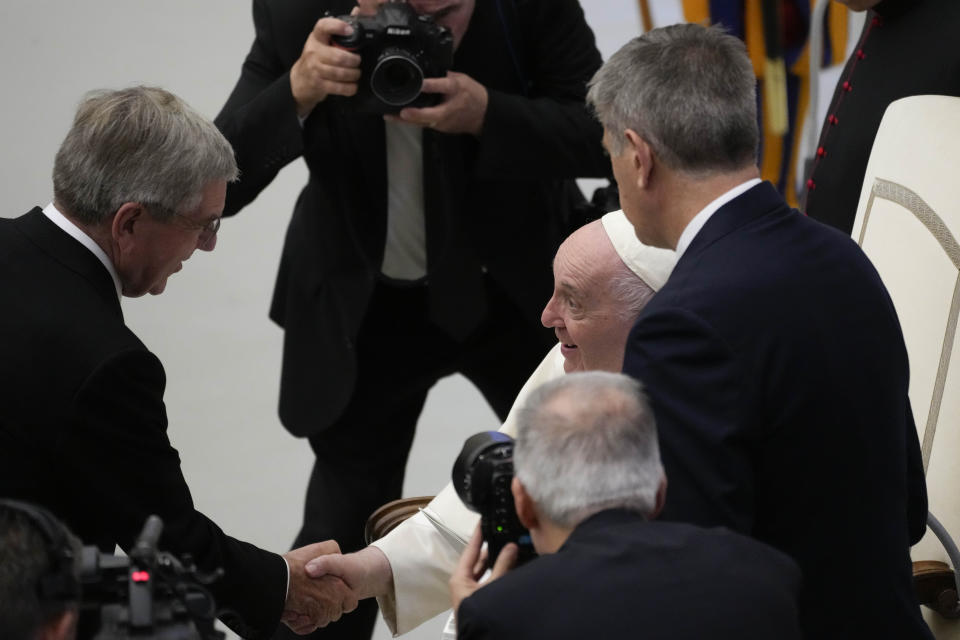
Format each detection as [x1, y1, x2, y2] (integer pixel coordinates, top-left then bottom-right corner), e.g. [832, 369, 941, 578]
[282, 525, 522, 636]
[280, 541, 393, 634]
[279, 430, 532, 634]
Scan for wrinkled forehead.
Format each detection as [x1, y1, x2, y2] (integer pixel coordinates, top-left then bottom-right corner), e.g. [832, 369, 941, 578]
[554, 225, 620, 289]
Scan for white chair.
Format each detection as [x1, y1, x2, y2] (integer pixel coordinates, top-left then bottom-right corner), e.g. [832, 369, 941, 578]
[851, 95, 960, 637]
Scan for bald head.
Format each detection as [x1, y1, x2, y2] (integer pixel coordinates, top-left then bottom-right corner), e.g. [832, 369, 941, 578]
[563, 220, 659, 319]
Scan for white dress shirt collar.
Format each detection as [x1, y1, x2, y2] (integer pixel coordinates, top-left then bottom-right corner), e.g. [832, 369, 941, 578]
[674, 178, 761, 259]
[42, 202, 122, 301]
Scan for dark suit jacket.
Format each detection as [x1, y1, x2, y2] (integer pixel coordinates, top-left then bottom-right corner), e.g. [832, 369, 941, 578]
[457, 509, 803, 640]
[0, 210, 286, 639]
[215, 0, 608, 435]
[623, 183, 930, 638]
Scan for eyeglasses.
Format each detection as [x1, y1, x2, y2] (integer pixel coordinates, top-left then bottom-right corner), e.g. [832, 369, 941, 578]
[172, 213, 221, 242]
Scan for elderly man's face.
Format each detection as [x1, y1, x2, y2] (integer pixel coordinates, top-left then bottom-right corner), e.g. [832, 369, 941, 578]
[118, 180, 225, 297]
[541, 223, 636, 373]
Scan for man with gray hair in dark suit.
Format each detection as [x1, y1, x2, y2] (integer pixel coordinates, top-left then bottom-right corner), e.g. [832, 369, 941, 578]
[0, 86, 356, 638]
[590, 23, 930, 638]
[449, 371, 802, 640]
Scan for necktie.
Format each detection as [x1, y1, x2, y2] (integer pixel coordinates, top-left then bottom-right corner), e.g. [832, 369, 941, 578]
[422, 128, 486, 341]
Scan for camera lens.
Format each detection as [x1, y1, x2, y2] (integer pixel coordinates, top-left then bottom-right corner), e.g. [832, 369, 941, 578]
[453, 431, 514, 512]
[370, 47, 425, 107]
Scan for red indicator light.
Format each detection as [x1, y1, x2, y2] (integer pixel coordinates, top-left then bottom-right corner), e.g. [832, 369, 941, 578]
[132, 571, 151, 583]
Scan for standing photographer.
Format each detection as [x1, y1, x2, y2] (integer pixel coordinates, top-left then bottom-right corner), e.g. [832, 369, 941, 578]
[215, 1, 608, 638]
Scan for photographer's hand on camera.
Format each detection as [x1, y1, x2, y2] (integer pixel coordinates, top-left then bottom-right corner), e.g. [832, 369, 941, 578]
[449, 526, 518, 615]
[290, 17, 362, 118]
[391, 72, 489, 136]
[281, 540, 359, 634]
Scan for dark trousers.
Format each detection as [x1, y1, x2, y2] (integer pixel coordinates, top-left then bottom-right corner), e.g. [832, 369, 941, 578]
[272, 276, 553, 640]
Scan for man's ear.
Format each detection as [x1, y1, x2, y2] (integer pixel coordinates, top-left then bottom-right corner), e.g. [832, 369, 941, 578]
[511, 476, 539, 531]
[649, 473, 668, 520]
[624, 128, 655, 190]
[111, 202, 146, 254]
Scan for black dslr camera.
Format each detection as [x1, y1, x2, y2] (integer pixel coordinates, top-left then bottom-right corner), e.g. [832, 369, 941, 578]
[80, 516, 223, 640]
[452, 432, 536, 566]
[331, 0, 453, 113]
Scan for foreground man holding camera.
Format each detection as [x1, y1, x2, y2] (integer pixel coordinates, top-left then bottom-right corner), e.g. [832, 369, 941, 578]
[449, 372, 803, 640]
[216, 1, 608, 638]
[591, 25, 931, 638]
[0, 87, 355, 639]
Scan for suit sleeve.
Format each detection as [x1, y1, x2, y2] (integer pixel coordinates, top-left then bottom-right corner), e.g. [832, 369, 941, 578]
[215, 0, 308, 216]
[623, 307, 757, 534]
[474, 0, 608, 181]
[455, 595, 498, 640]
[66, 348, 287, 640]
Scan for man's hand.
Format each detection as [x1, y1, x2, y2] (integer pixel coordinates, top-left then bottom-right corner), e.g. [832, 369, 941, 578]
[305, 545, 394, 600]
[281, 540, 359, 634]
[392, 72, 490, 136]
[449, 527, 518, 614]
[290, 17, 362, 118]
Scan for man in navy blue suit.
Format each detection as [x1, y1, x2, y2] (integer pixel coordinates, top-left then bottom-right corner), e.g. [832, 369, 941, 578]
[588, 24, 931, 639]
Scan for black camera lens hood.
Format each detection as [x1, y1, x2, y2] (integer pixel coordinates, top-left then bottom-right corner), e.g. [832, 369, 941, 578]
[452, 431, 514, 512]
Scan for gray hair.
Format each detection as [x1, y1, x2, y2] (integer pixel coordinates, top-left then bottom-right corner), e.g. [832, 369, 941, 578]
[589, 217, 658, 322]
[609, 265, 656, 321]
[53, 86, 238, 225]
[586, 23, 758, 174]
[514, 372, 663, 528]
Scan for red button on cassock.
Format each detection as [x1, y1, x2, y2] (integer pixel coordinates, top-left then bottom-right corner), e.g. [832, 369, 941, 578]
[807, 179, 816, 190]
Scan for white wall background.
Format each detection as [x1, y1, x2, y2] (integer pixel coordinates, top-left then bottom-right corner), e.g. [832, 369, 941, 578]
[0, 2, 858, 638]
